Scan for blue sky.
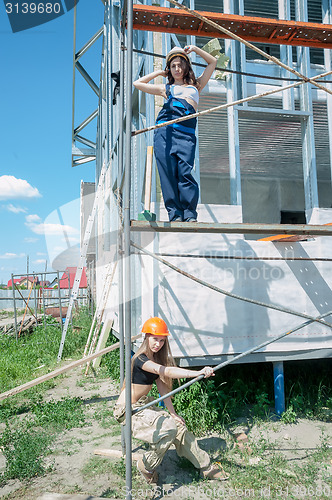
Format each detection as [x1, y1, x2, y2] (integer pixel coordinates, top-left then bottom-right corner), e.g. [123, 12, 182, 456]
[0, 0, 105, 285]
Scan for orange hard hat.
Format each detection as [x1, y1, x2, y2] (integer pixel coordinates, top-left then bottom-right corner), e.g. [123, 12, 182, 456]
[141, 317, 170, 336]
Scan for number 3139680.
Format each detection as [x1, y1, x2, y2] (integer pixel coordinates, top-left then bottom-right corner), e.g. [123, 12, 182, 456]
[6, 3, 61, 15]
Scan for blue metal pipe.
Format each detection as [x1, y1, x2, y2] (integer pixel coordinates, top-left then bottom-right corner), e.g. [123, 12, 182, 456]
[273, 361, 285, 415]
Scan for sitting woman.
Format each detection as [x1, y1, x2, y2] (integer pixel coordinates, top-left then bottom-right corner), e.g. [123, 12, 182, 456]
[113, 317, 229, 484]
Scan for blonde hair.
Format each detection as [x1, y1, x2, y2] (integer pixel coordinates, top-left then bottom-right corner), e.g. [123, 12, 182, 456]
[122, 334, 176, 392]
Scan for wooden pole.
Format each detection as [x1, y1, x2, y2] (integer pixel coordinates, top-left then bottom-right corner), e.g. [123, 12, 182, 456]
[18, 278, 36, 337]
[0, 334, 141, 402]
[94, 449, 141, 461]
[144, 146, 154, 211]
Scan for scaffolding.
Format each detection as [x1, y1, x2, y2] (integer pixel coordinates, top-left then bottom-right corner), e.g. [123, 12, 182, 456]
[8, 270, 80, 340]
[71, 1, 332, 497]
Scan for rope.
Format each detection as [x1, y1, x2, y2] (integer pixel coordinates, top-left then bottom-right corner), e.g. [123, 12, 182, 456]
[132, 48, 332, 84]
[167, 0, 332, 96]
[131, 241, 332, 329]
[153, 253, 332, 262]
[132, 308, 332, 415]
[131, 69, 332, 137]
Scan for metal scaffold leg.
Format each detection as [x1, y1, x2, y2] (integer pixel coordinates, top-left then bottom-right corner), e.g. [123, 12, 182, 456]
[273, 361, 286, 415]
[124, 1, 134, 498]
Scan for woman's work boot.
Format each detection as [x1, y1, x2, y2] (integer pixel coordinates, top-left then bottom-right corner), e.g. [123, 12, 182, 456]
[200, 462, 230, 481]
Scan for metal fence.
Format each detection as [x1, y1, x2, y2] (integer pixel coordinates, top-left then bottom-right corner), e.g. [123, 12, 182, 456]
[0, 288, 87, 310]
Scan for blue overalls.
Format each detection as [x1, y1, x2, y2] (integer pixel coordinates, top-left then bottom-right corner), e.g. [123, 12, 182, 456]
[153, 84, 199, 222]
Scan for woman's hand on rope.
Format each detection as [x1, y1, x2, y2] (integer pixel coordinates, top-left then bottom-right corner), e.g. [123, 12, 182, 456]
[199, 366, 215, 378]
[170, 412, 187, 427]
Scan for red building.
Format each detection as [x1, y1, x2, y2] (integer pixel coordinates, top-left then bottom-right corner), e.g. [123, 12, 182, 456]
[59, 267, 87, 289]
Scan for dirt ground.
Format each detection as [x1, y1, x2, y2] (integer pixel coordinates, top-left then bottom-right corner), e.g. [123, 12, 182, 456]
[0, 368, 331, 500]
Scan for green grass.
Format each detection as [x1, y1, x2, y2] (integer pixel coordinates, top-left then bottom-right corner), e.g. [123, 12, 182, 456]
[81, 456, 115, 479]
[0, 307, 91, 396]
[212, 431, 332, 500]
[171, 360, 332, 434]
[0, 309, 25, 318]
[93, 401, 118, 428]
[100, 333, 121, 381]
[0, 423, 52, 484]
[0, 306, 331, 494]
[31, 396, 86, 430]
[0, 395, 89, 484]
[0, 307, 93, 483]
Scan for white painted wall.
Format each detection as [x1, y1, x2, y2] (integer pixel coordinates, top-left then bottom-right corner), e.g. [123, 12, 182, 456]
[129, 205, 332, 359]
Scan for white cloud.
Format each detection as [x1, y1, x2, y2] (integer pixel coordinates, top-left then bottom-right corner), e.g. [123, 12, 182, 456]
[66, 236, 80, 244]
[28, 222, 79, 236]
[26, 214, 41, 223]
[5, 204, 27, 214]
[25, 215, 79, 236]
[0, 175, 41, 200]
[24, 237, 39, 243]
[0, 252, 25, 259]
[33, 259, 48, 265]
[36, 252, 46, 256]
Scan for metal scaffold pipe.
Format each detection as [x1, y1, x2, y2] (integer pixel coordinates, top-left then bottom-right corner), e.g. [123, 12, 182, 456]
[132, 308, 332, 416]
[132, 69, 332, 137]
[123, 0, 133, 498]
[118, 3, 126, 457]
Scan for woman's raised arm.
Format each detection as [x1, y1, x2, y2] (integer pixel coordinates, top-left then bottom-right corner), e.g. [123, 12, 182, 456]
[184, 45, 217, 91]
[133, 69, 167, 97]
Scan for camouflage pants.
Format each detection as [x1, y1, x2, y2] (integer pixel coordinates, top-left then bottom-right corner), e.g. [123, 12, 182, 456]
[113, 396, 210, 472]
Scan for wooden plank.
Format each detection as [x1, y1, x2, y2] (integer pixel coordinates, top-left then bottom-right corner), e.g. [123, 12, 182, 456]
[0, 334, 141, 402]
[38, 494, 106, 500]
[94, 448, 142, 461]
[258, 234, 311, 242]
[144, 146, 154, 212]
[92, 318, 114, 370]
[258, 222, 332, 241]
[130, 220, 332, 236]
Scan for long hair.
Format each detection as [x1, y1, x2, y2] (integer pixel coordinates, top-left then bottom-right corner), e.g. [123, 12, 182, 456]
[166, 57, 200, 89]
[122, 334, 176, 392]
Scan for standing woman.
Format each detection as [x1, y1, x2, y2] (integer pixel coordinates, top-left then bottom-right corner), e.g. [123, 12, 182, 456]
[133, 46, 217, 222]
[113, 317, 229, 484]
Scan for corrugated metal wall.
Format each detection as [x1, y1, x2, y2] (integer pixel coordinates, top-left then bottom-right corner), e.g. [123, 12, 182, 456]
[198, 97, 330, 182]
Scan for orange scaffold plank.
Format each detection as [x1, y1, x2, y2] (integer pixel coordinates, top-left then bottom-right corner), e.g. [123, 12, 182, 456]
[133, 4, 332, 49]
[258, 222, 332, 241]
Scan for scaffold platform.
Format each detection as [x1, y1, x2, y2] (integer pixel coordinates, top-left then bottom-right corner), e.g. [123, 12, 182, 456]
[130, 220, 332, 236]
[133, 4, 332, 49]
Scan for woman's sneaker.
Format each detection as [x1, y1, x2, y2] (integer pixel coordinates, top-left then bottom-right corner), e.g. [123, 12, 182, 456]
[200, 462, 230, 481]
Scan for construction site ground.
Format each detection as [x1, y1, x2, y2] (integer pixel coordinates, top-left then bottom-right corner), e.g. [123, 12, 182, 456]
[0, 367, 331, 500]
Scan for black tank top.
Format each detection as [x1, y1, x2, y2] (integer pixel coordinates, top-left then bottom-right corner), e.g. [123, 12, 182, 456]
[132, 354, 159, 385]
